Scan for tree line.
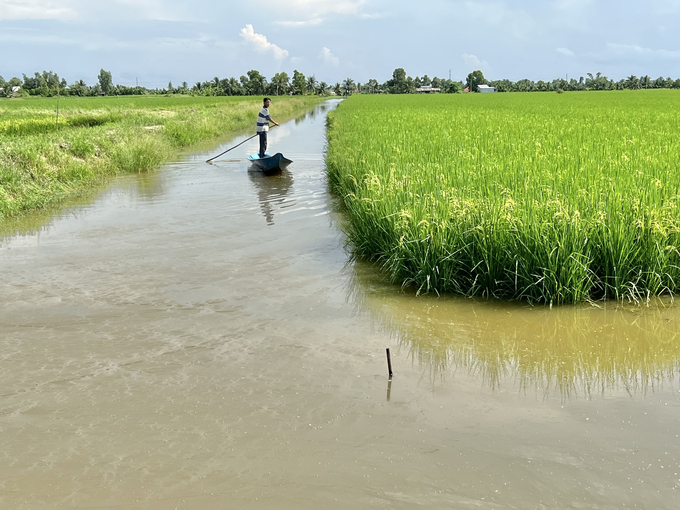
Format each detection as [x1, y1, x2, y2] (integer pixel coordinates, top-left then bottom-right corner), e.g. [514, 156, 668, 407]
[482, 71, 680, 93]
[0, 69, 333, 98]
[2, 67, 680, 99]
[387, 69, 680, 93]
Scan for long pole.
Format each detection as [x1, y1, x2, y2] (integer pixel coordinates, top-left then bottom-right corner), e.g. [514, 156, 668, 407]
[207, 124, 278, 163]
[206, 133, 258, 163]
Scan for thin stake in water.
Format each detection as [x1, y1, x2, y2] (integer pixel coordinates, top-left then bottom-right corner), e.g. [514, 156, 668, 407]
[386, 348, 393, 378]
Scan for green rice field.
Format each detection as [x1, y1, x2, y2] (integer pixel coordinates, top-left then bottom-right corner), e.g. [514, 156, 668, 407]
[326, 91, 680, 304]
[0, 95, 321, 223]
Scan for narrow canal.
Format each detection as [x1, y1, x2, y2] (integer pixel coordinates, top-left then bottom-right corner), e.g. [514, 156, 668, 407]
[1, 100, 679, 509]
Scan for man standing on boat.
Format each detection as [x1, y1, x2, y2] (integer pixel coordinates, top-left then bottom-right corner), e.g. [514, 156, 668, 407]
[257, 97, 279, 158]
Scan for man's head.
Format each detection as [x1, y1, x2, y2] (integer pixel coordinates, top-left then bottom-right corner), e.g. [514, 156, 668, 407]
[263, 97, 271, 107]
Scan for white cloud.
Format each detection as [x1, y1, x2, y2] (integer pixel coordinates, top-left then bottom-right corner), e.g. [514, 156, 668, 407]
[0, 26, 78, 44]
[0, 0, 194, 21]
[275, 0, 367, 16]
[0, 25, 238, 54]
[269, 0, 373, 26]
[239, 24, 289, 60]
[462, 53, 488, 70]
[0, 0, 77, 20]
[274, 18, 324, 27]
[556, 47, 575, 56]
[109, 0, 188, 21]
[318, 47, 340, 66]
[602, 43, 680, 61]
[360, 12, 390, 19]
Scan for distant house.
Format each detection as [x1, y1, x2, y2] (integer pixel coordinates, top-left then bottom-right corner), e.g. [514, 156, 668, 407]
[416, 85, 441, 94]
[478, 84, 496, 93]
[0, 86, 21, 97]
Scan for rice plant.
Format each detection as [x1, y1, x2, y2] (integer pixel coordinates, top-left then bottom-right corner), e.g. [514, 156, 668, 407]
[326, 91, 680, 304]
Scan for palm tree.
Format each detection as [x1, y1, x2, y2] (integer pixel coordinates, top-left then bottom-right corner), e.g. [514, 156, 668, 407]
[317, 81, 329, 95]
[228, 77, 243, 96]
[341, 78, 355, 96]
[306, 75, 318, 94]
[271, 72, 290, 96]
[625, 75, 639, 90]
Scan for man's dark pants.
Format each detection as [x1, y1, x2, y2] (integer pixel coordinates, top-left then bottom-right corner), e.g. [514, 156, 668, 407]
[258, 132, 267, 158]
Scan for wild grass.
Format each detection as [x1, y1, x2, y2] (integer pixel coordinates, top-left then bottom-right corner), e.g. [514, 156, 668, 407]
[0, 95, 322, 222]
[326, 90, 680, 304]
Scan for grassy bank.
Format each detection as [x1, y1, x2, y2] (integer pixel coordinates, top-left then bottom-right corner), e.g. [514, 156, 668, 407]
[326, 91, 680, 304]
[0, 95, 322, 223]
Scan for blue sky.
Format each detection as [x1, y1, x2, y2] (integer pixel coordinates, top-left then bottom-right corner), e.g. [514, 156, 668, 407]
[1, 0, 679, 88]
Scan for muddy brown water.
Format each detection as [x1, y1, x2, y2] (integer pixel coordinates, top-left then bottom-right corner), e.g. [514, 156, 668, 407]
[1, 100, 679, 509]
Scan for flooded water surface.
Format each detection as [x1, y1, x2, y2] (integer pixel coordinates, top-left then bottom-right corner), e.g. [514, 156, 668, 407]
[1, 101, 679, 509]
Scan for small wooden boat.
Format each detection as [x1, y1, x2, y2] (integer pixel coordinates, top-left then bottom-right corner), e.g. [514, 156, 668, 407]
[247, 153, 293, 174]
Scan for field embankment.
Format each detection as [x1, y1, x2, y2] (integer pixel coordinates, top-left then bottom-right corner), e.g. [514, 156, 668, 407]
[326, 91, 680, 304]
[0, 95, 322, 223]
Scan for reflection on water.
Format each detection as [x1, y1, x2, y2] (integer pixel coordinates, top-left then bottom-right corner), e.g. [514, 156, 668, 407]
[129, 169, 167, 201]
[0, 170, 168, 243]
[348, 260, 680, 399]
[248, 168, 295, 225]
[295, 104, 325, 124]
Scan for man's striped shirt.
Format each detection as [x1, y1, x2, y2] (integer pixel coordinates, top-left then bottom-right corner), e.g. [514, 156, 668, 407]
[257, 107, 271, 133]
